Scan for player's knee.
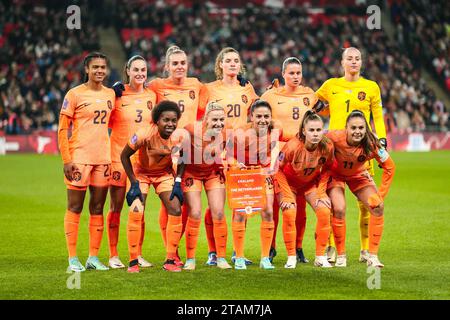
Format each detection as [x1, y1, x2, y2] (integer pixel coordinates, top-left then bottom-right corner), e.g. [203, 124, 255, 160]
[167, 205, 182, 216]
[261, 210, 273, 221]
[68, 204, 83, 213]
[190, 210, 201, 220]
[212, 210, 224, 221]
[333, 206, 346, 219]
[89, 203, 105, 214]
[109, 200, 123, 213]
[372, 204, 384, 217]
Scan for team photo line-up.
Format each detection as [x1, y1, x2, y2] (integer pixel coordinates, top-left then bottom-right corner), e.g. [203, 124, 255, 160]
[59, 44, 395, 273]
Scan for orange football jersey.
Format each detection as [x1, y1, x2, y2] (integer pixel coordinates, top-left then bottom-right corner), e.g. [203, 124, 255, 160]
[261, 86, 317, 141]
[148, 77, 208, 129]
[60, 84, 115, 164]
[279, 135, 334, 186]
[128, 123, 183, 177]
[109, 85, 157, 163]
[182, 123, 225, 178]
[206, 80, 258, 130]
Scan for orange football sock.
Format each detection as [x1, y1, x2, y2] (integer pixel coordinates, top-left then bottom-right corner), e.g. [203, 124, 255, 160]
[107, 211, 121, 258]
[295, 194, 307, 249]
[64, 210, 80, 258]
[166, 215, 183, 260]
[315, 207, 331, 256]
[204, 207, 216, 253]
[282, 208, 296, 256]
[127, 209, 143, 262]
[271, 199, 280, 249]
[232, 219, 246, 258]
[369, 215, 384, 255]
[332, 216, 346, 255]
[89, 214, 104, 257]
[260, 220, 274, 258]
[159, 204, 168, 247]
[213, 217, 228, 258]
[138, 218, 145, 257]
[185, 217, 201, 259]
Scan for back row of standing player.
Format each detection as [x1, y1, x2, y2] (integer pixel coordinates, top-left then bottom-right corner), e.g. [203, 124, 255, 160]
[59, 45, 394, 273]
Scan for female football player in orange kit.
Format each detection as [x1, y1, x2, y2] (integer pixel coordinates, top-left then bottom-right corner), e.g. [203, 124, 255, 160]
[261, 57, 319, 264]
[180, 102, 232, 270]
[120, 101, 185, 273]
[275, 111, 335, 268]
[107, 55, 157, 269]
[113, 46, 209, 267]
[326, 110, 395, 268]
[227, 100, 281, 270]
[203, 47, 259, 266]
[59, 52, 115, 272]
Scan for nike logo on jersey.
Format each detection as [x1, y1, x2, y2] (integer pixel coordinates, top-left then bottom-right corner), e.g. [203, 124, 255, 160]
[121, 104, 130, 107]
[332, 92, 338, 95]
[79, 103, 92, 108]
[277, 101, 286, 104]
[215, 99, 223, 102]
[163, 93, 171, 96]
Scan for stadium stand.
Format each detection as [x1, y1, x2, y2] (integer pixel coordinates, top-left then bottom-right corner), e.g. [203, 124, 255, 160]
[0, 0, 448, 133]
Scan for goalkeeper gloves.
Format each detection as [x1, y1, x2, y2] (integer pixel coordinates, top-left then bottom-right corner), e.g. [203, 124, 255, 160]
[170, 177, 184, 205]
[237, 74, 249, 87]
[126, 181, 143, 206]
[112, 81, 125, 97]
[379, 138, 387, 150]
[312, 100, 326, 113]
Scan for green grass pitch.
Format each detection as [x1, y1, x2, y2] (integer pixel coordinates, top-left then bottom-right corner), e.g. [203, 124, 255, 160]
[0, 151, 449, 300]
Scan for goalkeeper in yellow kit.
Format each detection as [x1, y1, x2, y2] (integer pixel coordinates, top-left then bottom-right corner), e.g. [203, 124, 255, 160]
[315, 47, 387, 263]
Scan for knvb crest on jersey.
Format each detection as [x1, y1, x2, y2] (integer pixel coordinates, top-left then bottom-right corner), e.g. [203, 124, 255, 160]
[72, 171, 82, 182]
[241, 94, 248, 104]
[358, 155, 367, 162]
[318, 157, 326, 165]
[189, 90, 195, 100]
[303, 97, 310, 106]
[107, 100, 113, 110]
[358, 91, 366, 101]
[112, 171, 121, 181]
[185, 177, 194, 187]
[147, 100, 153, 111]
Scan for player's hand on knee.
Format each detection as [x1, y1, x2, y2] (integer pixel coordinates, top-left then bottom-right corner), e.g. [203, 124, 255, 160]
[280, 201, 295, 210]
[315, 197, 332, 209]
[126, 181, 143, 206]
[170, 177, 184, 205]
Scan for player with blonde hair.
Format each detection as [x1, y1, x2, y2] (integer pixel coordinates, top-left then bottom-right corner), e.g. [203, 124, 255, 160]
[180, 102, 232, 270]
[203, 47, 259, 266]
[115, 46, 209, 267]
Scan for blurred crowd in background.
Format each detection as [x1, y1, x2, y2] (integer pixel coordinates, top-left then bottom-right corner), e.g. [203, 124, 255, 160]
[0, 0, 448, 135]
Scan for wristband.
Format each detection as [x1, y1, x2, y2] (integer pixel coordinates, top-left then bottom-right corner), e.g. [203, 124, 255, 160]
[175, 177, 182, 183]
